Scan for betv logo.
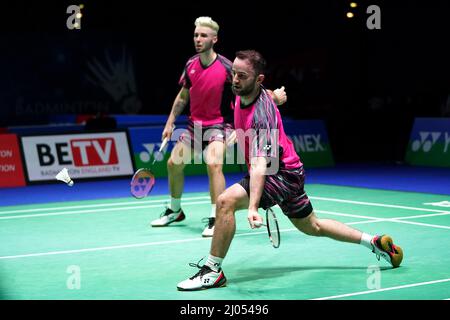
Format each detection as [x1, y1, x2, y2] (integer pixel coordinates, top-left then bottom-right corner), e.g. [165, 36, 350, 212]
[411, 132, 450, 153]
[37, 138, 119, 166]
[291, 134, 324, 152]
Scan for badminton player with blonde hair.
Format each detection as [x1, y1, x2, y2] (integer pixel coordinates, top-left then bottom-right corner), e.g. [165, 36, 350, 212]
[150, 17, 287, 237]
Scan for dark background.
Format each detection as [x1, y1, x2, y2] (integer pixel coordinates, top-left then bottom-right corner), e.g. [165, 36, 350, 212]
[1, 0, 449, 163]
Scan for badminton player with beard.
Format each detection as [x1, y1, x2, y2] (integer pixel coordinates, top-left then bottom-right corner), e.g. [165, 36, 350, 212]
[150, 17, 287, 237]
[177, 50, 403, 291]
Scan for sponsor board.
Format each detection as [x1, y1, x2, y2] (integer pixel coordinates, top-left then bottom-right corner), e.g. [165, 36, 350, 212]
[283, 120, 334, 167]
[128, 126, 243, 177]
[0, 134, 26, 187]
[21, 131, 134, 182]
[405, 118, 450, 167]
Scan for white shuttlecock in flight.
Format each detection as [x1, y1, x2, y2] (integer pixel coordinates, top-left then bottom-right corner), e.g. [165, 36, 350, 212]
[55, 168, 74, 186]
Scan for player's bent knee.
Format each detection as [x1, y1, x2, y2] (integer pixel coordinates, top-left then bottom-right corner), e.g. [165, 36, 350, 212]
[216, 193, 235, 212]
[304, 221, 322, 236]
[167, 157, 184, 171]
[290, 213, 322, 237]
[167, 158, 175, 170]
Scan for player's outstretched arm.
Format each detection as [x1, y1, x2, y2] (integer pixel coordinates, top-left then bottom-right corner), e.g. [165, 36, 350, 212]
[248, 156, 267, 228]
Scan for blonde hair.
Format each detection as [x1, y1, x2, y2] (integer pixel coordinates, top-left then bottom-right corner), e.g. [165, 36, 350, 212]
[194, 16, 219, 34]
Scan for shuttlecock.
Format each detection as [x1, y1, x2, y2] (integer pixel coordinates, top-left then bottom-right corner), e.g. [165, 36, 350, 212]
[56, 168, 74, 186]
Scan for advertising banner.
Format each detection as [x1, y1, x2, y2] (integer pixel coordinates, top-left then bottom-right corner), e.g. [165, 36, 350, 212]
[0, 134, 26, 187]
[283, 120, 334, 167]
[21, 131, 134, 182]
[128, 126, 243, 177]
[405, 118, 450, 167]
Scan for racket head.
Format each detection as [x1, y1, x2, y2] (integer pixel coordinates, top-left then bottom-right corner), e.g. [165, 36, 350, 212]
[130, 168, 155, 199]
[266, 207, 280, 248]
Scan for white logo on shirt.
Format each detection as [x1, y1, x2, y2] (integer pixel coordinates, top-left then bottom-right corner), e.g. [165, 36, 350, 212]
[190, 69, 196, 74]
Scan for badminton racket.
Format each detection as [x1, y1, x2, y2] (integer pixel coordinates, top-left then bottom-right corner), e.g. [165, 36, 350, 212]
[254, 207, 280, 248]
[130, 136, 169, 199]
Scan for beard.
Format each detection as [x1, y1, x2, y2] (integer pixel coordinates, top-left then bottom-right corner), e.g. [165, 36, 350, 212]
[232, 83, 256, 97]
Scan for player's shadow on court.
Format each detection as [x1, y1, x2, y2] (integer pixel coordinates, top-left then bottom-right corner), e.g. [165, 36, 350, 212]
[231, 266, 391, 284]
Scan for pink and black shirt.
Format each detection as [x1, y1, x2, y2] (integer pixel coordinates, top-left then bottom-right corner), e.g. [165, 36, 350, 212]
[233, 87, 302, 171]
[179, 54, 233, 126]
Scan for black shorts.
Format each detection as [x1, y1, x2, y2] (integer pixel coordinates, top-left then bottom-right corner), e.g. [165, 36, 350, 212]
[179, 121, 230, 151]
[238, 166, 313, 219]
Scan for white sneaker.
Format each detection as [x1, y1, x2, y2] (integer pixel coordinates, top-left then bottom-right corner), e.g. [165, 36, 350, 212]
[177, 262, 226, 291]
[371, 234, 404, 268]
[151, 207, 185, 227]
[201, 217, 215, 237]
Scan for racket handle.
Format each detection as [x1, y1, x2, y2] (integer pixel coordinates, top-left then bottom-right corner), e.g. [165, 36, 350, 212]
[159, 137, 169, 152]
[254, 221, 266, 227]
[159, 125, 175, 151]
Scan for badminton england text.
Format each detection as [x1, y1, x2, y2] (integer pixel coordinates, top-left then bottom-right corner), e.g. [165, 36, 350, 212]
[179, 304, 269, 317]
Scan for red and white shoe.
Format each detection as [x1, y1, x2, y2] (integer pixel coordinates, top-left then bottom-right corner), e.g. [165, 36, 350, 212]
[151, 207, 185, 227]
[177, 262, 226, 291]
[371, 234, 404, 268]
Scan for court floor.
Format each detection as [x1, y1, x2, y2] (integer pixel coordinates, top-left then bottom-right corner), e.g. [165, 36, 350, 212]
[0, 184, 449, 300]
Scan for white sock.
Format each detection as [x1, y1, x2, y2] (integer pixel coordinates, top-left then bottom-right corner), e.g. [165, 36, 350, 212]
[360, 232, 374, 250]
[210, 204, 216, 218]
[205, 254, 223, 272]
[170, 197, 181, 212]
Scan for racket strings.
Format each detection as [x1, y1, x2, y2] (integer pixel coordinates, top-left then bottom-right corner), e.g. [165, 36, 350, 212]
[130, 169, 156, 198]
[266, 209, 280, 248]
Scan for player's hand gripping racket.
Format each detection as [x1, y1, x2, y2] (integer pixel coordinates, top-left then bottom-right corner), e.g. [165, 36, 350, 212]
[254, 207, 280, 248]
[130, 136, 169, 199]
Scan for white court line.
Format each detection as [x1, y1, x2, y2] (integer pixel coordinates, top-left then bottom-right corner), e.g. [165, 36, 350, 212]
[2, 201, 449, 231]
[311, 278, 450, 300]
[0, 229, 269, 260]
[0, 201, 211, 220]
[316, 210, 385, 221]
[1, 193, 449, 223]
[2, 199, 449, 232]
[387, 219, 450, 230]
[310, 196, 450, 214]
[262, 219, 383, 234]
[317, 210, 450, 230]
[0, 237, 209, 260]
[0, 196, 210, 216]
[393, 211, 450, 220]
[0, 219, 380, 260]
[2, 194, 449, 217]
